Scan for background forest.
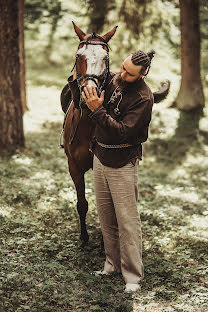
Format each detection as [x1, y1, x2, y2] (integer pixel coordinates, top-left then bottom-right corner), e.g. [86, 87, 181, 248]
[0, 0, 208, 311]
[25, 0, 208, 98]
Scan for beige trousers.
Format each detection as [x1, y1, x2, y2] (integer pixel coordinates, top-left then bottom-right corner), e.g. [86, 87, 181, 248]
[93, 155, 144, 284]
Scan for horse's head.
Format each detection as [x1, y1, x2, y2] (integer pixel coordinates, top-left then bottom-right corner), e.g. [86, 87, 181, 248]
[72, 22, 117, 100]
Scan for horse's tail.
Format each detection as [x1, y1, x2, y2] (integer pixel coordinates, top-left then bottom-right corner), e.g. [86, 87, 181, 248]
[153, 80, 170, 103]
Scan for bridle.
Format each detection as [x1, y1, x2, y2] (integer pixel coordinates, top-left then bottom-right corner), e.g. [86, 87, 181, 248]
[71, 32, 110, 109]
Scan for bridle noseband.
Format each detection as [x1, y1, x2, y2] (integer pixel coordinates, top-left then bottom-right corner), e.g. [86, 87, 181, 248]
[71, 33, 110, 109]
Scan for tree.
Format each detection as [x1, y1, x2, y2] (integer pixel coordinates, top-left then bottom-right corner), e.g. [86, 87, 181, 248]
[0, 0, 25, 153]
[45, 1, 62, 59]
[86, 0, 116, 33]
[174, 0, 205, 112]
[200, 0, 208, 81]
[19, 0, 27, 112]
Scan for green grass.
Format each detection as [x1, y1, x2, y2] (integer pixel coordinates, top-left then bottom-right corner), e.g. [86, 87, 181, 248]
[1, 53, 208, 311]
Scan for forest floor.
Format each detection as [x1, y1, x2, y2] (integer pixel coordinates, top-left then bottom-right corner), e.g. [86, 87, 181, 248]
[0, 73, 208, 311]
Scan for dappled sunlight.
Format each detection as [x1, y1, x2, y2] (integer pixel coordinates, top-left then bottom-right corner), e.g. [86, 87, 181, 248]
[150, 105, 180, 140]
[169, 152, 208, 188]
[199, 114, 208, 132]
[132, 301, 203, 312]
[0, 204, 13, 217]
[155, 184, 200, 204]
[31, 171, 55, 190]
[24, 85, 63, 133]
[186, 215, 208, 239]
[35, 200, 54, 212]
[11, 154, 33, 166]
[184, 153, 208, 167]
[155, 236, 175, 251]
[59, 187, 77, 202]
[35, 196, 61, 212]
[169, 166, 190, 180]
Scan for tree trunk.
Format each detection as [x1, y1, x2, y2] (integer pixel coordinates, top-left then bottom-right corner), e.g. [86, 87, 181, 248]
[175, 0, 204, 112]
[18, 0, 28, 112]
[87, 0, 112, 33]
[0, 0, 25, 154]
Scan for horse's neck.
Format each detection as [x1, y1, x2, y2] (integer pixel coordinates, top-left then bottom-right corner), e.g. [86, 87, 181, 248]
[72, 105, 92, 126]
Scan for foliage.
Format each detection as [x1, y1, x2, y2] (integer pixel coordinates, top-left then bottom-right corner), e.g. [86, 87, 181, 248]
[25, 0, 62, 28]
[24, 0, 208, 101]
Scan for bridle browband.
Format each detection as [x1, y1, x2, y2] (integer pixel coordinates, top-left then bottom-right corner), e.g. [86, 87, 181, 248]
[71, 33, 110, 109]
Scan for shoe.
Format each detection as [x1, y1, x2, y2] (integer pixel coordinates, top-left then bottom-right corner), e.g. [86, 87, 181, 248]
[93, 270, 109, 276]
[125, 283, 141, 293]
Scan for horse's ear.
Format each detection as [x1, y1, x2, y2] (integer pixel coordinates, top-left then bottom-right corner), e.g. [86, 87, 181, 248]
[72, 21, 86, 41]
[102, 26, 118, 43]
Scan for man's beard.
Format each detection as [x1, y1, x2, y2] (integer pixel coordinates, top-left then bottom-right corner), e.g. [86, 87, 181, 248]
[113, 73, 135, 92]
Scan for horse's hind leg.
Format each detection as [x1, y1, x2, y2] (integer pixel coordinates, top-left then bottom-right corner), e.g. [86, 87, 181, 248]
[68, 161, 89, 244]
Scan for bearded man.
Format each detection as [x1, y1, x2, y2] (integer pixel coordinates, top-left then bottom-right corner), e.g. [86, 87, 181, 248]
[81, 50, 155, 292]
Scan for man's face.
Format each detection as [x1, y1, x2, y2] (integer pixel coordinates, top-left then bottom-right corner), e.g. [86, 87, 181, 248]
[120, 55, 144, 82]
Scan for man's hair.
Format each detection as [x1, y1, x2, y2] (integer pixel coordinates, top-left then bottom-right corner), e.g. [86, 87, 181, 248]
[131, 50, 155, 75]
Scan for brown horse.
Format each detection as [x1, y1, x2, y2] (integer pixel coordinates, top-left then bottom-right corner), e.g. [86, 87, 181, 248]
[61, 23, 170, 245]
[61, 23, 117, 244]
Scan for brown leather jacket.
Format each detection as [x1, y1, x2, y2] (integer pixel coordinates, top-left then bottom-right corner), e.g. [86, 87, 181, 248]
[89, 73, 154, 168]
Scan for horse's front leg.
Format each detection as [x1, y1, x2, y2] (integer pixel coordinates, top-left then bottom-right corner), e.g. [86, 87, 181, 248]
[76, 175, 89, 244]
[68, 160, 89, 244]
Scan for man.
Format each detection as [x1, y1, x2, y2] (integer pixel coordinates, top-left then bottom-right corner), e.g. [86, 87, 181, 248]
[82, 50, 155, 293]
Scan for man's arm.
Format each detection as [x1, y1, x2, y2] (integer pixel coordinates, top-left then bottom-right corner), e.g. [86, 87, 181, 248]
[83, 86, 153, 142]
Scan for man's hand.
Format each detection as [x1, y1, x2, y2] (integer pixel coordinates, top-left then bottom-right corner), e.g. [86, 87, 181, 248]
[82, 86, 105, 112]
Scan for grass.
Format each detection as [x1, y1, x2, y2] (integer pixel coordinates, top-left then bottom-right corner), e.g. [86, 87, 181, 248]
[0, 54, 208, 311]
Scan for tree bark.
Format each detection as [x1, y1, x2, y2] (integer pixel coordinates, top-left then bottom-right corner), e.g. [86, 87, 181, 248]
[175, 0, 204, 112]
[18, 0, 28, 112]
[0, 0, 25, 153]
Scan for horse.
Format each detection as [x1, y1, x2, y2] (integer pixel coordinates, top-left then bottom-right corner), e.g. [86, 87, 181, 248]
[61, 22, 170, 245]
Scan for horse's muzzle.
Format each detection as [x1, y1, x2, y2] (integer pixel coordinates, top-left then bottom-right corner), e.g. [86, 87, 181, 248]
[80, 83, 99, 95]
